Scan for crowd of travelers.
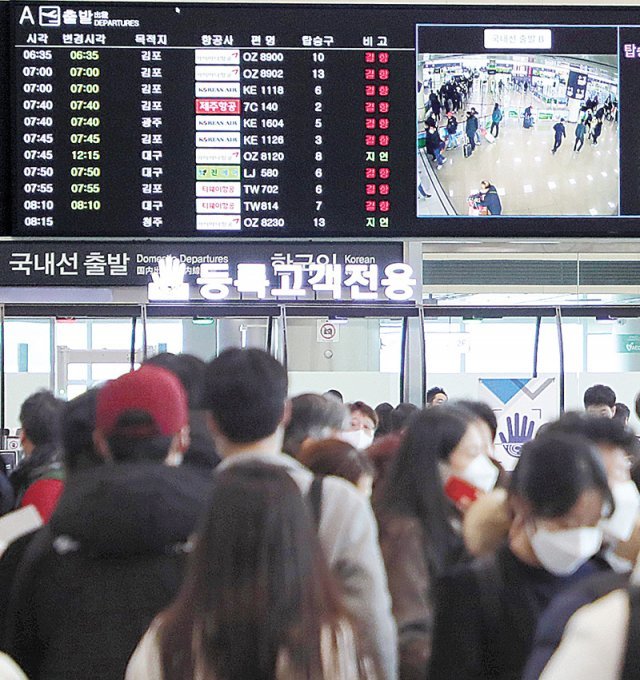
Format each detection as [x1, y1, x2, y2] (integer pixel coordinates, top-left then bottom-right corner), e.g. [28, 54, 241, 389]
[0, 351, 638, 679]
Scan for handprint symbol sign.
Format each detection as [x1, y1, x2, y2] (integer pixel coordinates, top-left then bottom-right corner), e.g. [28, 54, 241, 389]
[498, 413, 536, 459]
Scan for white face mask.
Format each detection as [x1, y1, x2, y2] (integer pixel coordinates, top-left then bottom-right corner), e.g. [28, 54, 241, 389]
[458, 454, 499, 494]
[529, 525, 603, 576]
[338, 429, 374, 450]
[601, 481, 640, 543]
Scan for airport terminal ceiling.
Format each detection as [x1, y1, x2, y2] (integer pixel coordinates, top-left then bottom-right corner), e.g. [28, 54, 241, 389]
[3, 3, 640, 238]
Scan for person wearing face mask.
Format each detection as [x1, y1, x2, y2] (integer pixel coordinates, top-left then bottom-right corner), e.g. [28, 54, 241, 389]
[374, 405, 497, 679]
[344, 401, 378, 450]
[521, 413, 640, 680]
[428, 432, 613, 680]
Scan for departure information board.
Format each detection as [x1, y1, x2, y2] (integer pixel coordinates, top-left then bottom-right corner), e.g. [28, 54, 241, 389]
[8, 3, 640, 237]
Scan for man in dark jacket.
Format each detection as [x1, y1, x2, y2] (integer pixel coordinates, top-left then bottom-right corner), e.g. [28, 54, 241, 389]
[425, 125, 446, 167]
[4, 366, 210, 680]
[476, 181, 503, 215]
[465, 110, 479, 153]
[552, 118, 566, 154]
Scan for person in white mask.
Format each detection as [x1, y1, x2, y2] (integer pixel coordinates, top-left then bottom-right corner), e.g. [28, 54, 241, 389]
[374, 405, 497, 678]
[344, 401, 378, 450]
[522, 413, 640, 680]
[428, 431, 614, 680]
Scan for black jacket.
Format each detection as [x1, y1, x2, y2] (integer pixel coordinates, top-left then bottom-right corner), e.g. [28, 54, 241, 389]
[4, 463, 210, 680]
[428, 544, 607, 680]
[522, 569, 627, 680]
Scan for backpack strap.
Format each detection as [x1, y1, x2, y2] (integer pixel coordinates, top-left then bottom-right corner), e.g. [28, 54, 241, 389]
[307, 475, 324, 529]
[621, 585, 640, 680]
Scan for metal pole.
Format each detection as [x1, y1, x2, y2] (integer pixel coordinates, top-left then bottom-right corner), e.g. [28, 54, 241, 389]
[129, 316, 137, 371]
[266, 315, 274, 354]
[555, 307, 565, 415]
[400, 316, 408, 402]
[533, 316, 542, 378]
[141, 304, 148, 362]
[419, 305, 427, 407]
[280, 306, 288, 371]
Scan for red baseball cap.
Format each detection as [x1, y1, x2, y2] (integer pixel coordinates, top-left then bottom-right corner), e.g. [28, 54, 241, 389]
[96, 365, 188, 437]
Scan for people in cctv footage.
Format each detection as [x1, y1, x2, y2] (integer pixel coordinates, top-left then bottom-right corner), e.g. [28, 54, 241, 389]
[417, 52, 619, 218]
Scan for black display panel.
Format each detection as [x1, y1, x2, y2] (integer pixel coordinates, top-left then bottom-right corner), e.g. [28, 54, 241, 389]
[0, 2, 10, 236]
[8, 3, 640, 237]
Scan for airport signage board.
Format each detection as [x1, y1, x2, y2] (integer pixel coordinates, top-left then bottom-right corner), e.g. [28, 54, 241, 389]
[1, 4, 640, 237]
[0, 240, 412, 302]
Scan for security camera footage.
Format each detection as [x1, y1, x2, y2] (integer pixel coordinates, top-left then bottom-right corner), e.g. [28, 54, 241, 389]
[4, 4, 640, 237]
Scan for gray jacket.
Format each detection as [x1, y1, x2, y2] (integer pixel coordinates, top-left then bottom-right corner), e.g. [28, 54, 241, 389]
[218, 451, 399, 680]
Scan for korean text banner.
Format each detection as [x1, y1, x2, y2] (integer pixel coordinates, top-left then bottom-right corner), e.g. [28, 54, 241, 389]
[0, 241, 405, 299]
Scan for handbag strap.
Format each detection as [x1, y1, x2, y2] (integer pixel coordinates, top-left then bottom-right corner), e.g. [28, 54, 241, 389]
[307, 475, 324, 529]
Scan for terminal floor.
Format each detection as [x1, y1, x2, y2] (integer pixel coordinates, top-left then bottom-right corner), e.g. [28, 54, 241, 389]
[419, 85, 619, 217]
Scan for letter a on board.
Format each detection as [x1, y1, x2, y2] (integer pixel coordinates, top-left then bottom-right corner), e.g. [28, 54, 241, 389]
[19, 6, 35, 24]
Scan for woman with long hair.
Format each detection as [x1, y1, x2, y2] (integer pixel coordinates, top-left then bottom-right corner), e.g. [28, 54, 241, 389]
[126, 463, 371, 680]
[375, 405, 499, 679]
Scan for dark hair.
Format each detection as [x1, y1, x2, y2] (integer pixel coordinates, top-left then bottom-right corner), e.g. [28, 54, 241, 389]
[324, 389, 344, 403]
[158, 464, 363, 680]
[19, 390, 64, 447]
[374, 403, 394, 437]
[299, 438, 375, 487]
[510, 432, 613, 518]
[455, 400, 498, 441]
[145, 352, 206, 410]
[383, 405, 474, 578]
[545, 411, 640, 460]
[60, 388, 103, 473]
[106, 411, 173, 463]
[584, 384, 616, 409]
[349, 401, 378, 429]
[283, 394, 348, 458]
[390, 403, 419, 433]
[426, 387, 447, 404]
[613, 402, 631, 424]
[204, 348, 288, 443]
[145, 352, 219, 469]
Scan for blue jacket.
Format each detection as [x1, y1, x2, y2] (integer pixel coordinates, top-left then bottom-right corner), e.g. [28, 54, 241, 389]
[465, 115, 478, 137]
[478, 185, 502, 215]
[553, 122, 566, 139]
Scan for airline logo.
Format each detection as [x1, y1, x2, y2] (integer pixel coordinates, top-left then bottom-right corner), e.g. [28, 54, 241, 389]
[196, 148, 241, 164]
[196, 215, 242, 231]
[196, 195, 242, 212]
[195, 132, 240, 147]
[195, 82, 241, 98]
[195, 65, 240, 82]
[195, 115, 240, 131]
[195, 49, 240, 65]
[195, 98, 241, 115]
[196, 165, 241, 180]
[196, 183, 241, 199]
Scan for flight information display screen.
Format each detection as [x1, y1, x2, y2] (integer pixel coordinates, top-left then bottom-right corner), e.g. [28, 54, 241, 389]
[8, 3, 640, 237]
